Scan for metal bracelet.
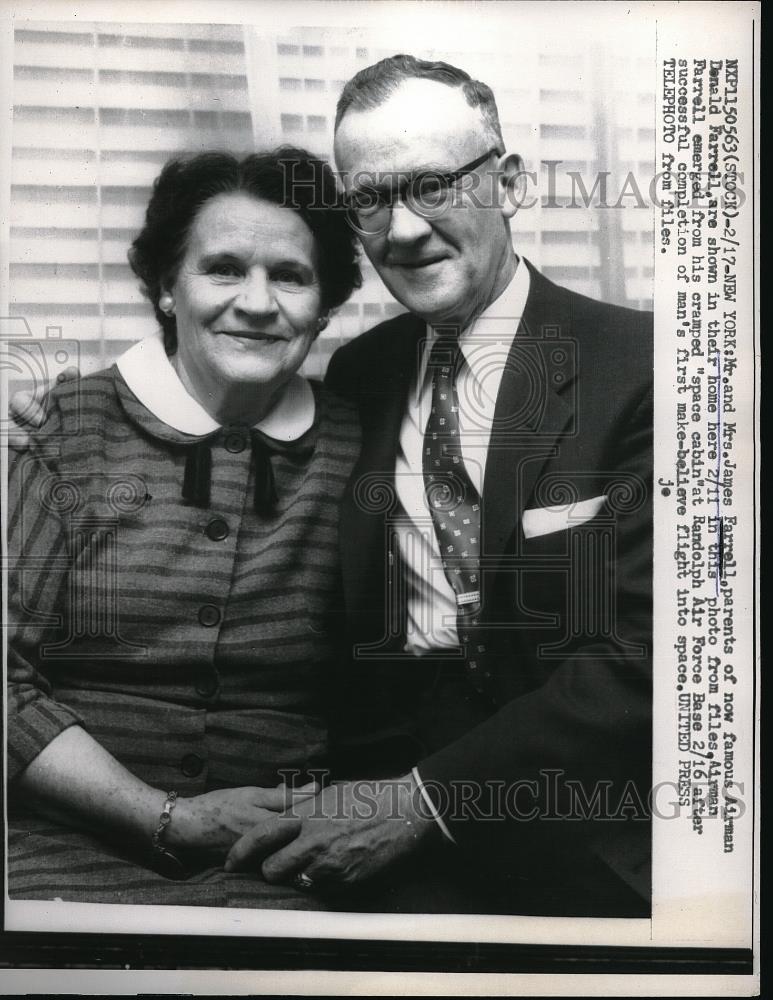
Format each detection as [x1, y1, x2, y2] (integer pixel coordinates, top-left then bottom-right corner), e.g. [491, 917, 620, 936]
[151, 790, 178, 854]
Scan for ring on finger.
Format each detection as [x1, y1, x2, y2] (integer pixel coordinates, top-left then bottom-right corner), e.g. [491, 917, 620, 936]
[293, 871, 315, 891]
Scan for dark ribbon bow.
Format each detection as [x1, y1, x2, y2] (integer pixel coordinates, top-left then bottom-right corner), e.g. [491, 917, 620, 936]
[250, 431, 279, 517]
[182, 439, 212, 509]
[181, 429, 314, 517]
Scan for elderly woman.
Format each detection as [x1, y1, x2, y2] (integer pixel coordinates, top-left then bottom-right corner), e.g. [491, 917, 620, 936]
[7, 148, 363, 908]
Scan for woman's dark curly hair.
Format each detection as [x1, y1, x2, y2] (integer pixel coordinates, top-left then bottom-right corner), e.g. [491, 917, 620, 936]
[128, 147, 361, 354]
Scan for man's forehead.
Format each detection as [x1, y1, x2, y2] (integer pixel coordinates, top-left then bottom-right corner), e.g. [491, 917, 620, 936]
[334, 78, 487, 173]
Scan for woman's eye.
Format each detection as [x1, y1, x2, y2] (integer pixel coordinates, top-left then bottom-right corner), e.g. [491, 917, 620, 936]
[273, 269, 303, 285]
[210, 262, 242, 277]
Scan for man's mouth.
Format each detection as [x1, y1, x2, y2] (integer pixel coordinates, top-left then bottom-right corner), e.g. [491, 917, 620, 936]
[389, 256, 447, 270]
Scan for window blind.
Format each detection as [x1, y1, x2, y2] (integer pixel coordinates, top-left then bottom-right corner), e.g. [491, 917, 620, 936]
[9, 22, 255, 375]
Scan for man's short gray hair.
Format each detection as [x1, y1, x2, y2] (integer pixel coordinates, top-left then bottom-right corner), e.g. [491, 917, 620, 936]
[334, 53, 504, 150]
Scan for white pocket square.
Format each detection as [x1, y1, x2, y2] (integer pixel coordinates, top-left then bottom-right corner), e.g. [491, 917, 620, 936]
[522, 494, 608, 539]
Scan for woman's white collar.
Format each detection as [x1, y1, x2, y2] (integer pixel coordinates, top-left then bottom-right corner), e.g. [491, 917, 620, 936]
[116, 331, 315, 441]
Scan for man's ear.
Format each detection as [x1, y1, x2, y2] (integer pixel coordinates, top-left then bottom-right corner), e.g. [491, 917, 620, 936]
[496, 152, 527, 220]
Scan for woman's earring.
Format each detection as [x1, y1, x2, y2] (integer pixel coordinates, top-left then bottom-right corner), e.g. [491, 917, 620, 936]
[316, 314, 330, 333]
[159, 294, 175, 316]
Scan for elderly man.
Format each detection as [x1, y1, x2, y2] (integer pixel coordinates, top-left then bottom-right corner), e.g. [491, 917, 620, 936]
[225, 54, 653, 916]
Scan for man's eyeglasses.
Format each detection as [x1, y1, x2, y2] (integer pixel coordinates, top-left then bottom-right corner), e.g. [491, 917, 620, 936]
[344, 147, 503, 236]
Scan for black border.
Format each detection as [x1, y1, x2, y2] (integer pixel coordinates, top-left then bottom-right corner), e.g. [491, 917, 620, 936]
[0, 933, 755, 973]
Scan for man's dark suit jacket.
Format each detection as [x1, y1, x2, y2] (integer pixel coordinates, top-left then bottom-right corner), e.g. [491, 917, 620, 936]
[325, 260, 653, 915]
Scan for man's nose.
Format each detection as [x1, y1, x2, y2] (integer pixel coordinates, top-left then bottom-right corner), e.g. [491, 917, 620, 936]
[387, 196, 434, 244]
[235, 269, 277, 315]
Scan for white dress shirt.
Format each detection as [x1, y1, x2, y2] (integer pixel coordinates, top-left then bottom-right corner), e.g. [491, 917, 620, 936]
[394, 258, 531, 656]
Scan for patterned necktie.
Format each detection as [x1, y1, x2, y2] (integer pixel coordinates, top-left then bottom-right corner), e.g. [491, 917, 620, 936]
[422, 331, 491, 695]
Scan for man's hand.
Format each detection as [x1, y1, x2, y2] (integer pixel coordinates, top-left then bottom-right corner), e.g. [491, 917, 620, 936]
[8, 365, 80, 449]
[224, 773, 439, 887]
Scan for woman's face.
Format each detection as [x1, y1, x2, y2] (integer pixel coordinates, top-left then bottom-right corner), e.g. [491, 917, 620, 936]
[166, 192, 323, 405]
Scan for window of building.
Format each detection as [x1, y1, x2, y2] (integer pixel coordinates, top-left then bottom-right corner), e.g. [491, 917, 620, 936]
[188, 38, 244, 53]
[540, 124, 587, 140]
[98, 32, 185, 50]
[540, 89, 583, 103]
[280, 113, 304, 132]
[540, 160, 589, 174]
[306, 115, 327, 132]
[304, 79, 325, 91]
[190, 73, 248, 90]
[538, 53, 582, 68]
[279, 78, 302, 91]
[277, 43, 299, 56]
[15, 27, 92, 45]
[303, 45, 323, 57]
[98, 69, 187, 87]
[541, 231, 590, 244]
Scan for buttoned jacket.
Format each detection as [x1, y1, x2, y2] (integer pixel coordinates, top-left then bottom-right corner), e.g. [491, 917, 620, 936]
[325, 260, 653, 901]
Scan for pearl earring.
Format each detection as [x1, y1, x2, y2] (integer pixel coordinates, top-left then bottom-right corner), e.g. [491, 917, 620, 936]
[159, 294, 175, 316]
[317, 314, 330, 333]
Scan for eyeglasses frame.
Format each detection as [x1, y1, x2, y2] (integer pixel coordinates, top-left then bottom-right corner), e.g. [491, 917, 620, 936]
[343, 146, 505, 236]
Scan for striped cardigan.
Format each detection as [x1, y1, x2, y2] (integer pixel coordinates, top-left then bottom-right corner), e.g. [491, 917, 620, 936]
[7, 365, 361, 800]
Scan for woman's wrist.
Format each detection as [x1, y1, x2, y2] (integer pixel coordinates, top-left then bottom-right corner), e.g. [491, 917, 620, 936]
[162, 792, 193, 850]
[150, 790, 178, 853]
[140, 789, 188, 879]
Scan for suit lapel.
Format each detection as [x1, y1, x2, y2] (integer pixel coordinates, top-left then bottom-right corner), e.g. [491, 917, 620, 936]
[482, 261, 576, 561]
[341, 314, 425, 618]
